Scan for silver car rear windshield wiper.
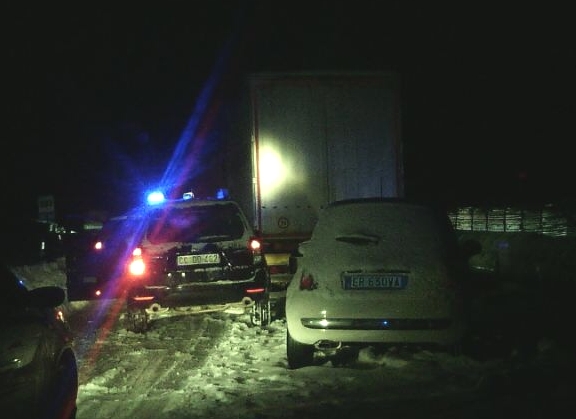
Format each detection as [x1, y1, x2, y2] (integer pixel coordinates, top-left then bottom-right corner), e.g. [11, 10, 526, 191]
[335, 233, 379, 245]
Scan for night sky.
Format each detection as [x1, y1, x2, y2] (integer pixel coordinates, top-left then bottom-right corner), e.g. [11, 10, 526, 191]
[3, 2, 575, 223]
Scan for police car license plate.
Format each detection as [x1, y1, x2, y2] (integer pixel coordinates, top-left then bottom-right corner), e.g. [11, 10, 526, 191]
[342, 273, 408, 290]
[177, 253, 220, 266]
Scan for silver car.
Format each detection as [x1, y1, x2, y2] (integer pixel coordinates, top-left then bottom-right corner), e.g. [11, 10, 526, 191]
[285, 198, 480, 369]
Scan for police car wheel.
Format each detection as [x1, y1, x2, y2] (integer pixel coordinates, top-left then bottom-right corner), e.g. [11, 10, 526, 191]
[125, 308, 149, 333]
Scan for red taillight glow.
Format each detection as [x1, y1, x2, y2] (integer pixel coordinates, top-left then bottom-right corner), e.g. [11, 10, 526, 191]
[246, 287, 266, 294]
[94, 241, 103, 251]
[128, 258, 146, 276]
[127, 247, 146, 276]
[249, 238, 261, 252]
[132, 295, 155, 302]
[269, 265, 288, 275]
[299, 272, 316, 290]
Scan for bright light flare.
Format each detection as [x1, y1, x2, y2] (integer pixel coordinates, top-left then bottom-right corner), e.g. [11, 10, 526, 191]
[258, 146, 285, 191]
[147, 191, 166, 205]
[128, 258, 145, 276]
[257, 142, 306, 202]
[249, 238, 261, 251]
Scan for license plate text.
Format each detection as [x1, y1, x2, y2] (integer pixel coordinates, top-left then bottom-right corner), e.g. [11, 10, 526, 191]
[342, 274, 408, 290]
[177, 253, 220, 266]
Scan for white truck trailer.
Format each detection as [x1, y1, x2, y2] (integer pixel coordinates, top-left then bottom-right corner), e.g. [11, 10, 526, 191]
[224, 71, 404, 285]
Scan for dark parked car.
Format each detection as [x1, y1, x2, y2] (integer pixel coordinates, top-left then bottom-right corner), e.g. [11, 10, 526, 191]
[0, 263, 78, 419]
[64, 217, 134, 301]
[3, 219, 65, 266]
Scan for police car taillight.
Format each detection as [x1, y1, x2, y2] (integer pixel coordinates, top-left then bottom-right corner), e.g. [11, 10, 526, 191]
[249, 238, 261, 252]
[128, 247, 146, 276]
[249, 238, 264, 264]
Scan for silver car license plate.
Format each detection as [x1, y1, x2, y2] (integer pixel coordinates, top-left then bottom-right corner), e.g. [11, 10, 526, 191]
[341, 273, 408, 290]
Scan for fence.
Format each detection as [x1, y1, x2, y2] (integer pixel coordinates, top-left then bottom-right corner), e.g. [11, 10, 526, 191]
[448, 204, 576, 237]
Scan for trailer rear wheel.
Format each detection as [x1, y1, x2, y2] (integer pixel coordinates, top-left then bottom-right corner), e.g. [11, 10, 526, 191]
[250, 295, 271, 327]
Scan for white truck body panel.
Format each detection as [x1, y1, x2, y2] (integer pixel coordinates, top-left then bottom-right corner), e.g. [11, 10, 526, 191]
[248, 72, 403, 242]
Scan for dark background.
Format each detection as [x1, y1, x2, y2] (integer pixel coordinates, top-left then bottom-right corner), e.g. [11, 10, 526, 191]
[3, 1, 574, 223]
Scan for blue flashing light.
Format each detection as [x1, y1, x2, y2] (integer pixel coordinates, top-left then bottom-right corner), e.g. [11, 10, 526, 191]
[216, 188, 229, 200]
[146, 191, 166, 205]
[182, 191, 195, 200]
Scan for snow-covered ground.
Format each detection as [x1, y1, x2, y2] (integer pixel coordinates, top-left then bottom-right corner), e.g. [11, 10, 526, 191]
[12, 260, 576, 419]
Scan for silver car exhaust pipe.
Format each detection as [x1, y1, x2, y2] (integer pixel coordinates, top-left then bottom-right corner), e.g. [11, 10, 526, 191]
[314, 340, 342, 351]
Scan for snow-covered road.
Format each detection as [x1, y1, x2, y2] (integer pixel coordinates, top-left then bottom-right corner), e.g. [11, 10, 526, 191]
[13, 261, 576, 419]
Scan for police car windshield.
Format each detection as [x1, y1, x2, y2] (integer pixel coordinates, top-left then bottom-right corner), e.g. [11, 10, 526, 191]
[146, 204, 245, 245]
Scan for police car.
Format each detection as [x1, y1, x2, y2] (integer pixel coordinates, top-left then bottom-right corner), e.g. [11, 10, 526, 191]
[119, 190, 272, 332]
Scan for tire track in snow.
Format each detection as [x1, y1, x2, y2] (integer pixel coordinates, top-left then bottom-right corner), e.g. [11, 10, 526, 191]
[75, 311, 230, 419]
